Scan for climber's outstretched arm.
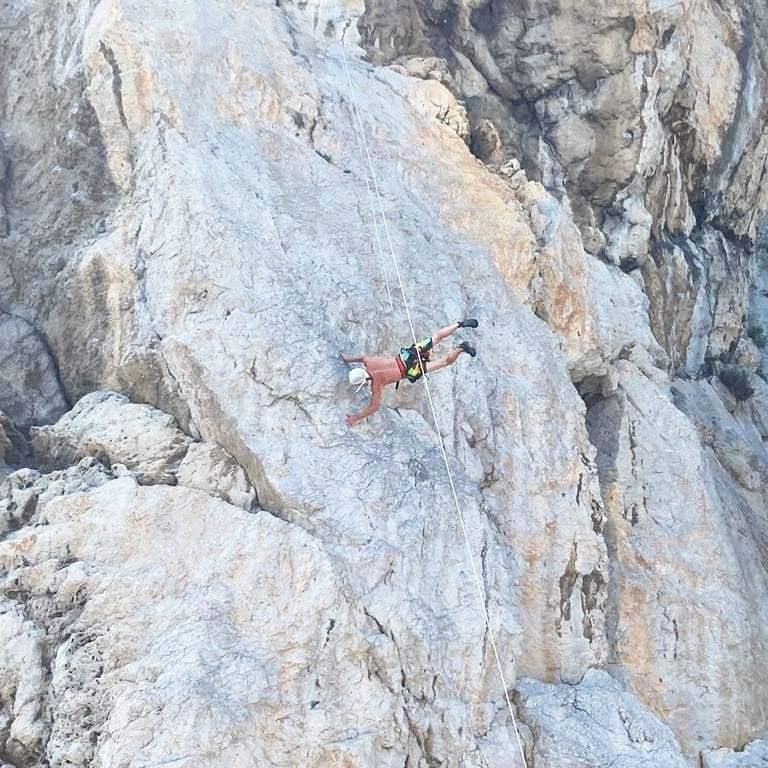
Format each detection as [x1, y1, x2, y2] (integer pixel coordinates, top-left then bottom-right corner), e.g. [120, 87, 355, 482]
[341, 353, 364, 363]
[346, 382, 382, 427]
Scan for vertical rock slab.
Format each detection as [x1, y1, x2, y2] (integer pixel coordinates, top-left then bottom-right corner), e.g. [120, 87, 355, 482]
[585, 361, 768, 755]
[0, 313, 68, 427]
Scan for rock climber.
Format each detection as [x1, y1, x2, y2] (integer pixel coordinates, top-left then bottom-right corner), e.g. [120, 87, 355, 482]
[341, 319, 478, 427]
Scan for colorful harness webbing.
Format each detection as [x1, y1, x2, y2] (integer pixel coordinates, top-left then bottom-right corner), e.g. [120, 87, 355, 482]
[398, 337, 433, 383]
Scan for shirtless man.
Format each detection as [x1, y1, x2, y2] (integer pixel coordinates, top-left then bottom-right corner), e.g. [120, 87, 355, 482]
[341, 319, 478, 426]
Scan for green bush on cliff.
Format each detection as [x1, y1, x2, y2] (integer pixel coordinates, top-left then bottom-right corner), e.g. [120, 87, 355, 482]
[720, 364, 755, 402]
[748, 323, 768, 349]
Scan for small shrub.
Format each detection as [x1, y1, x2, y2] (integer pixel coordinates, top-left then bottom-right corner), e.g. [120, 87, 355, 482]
[719, 364, 754, 402]
[748, 323, 768, 349]
[696, 424, 715, 446]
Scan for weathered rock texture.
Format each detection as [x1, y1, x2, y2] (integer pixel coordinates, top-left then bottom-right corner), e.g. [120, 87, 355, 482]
[30, 391, 191, 484]
[586, 364, 768, 753]
[177, 441, 257, 511]
[0, 313, 68, 429]
[0, 412, 27, 485]
[0, 0, 766, 766]
[359, 0, 768, 375]
[516, 669, 688, 768]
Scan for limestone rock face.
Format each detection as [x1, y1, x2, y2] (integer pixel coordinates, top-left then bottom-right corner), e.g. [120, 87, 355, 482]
[516, 669, 688, 768]
[177, 442, 257, 511]
[0, 0, 766, 766]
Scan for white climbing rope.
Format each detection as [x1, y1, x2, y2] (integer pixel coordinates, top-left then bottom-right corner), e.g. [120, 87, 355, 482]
[339, 26, 394, 312]
[338, 30, 529, 768]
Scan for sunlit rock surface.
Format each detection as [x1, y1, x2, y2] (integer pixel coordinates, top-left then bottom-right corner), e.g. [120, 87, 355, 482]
[0, 0, 766, 765]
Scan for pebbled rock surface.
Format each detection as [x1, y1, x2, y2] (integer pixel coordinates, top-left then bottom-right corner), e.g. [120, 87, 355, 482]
[0, 0, 766, 766]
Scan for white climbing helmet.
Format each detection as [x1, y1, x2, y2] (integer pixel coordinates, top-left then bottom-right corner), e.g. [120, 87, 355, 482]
[348, 367, 369, 391]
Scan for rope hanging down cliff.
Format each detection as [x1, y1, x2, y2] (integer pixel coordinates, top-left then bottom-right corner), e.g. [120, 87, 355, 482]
[339, 26, 530, 768]
[339, 34, 394, 312]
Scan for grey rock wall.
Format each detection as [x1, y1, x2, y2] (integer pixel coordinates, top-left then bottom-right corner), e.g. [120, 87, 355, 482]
[0, 0, 766, 766]
[0, 314, 68, 428]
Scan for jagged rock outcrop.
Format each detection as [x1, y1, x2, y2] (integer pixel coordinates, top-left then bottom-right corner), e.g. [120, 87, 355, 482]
[0, 458, 114, 538]
[30, 391, 192, 484]
[28, 390, 257, 508]
[0, 0, 766, 765]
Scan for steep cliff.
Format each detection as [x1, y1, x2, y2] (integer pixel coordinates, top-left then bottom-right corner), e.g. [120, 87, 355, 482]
[0, 0, 766, 766]
[360, 0, 768, 372]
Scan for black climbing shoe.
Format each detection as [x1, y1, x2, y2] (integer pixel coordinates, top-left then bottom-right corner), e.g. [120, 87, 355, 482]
[459, 342, 476, 357]
[458, 318, 479, 328]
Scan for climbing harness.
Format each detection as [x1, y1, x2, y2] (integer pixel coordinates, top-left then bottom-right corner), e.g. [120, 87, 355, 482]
[399, 337, 434, 382]
[339, 27, 529, 768]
